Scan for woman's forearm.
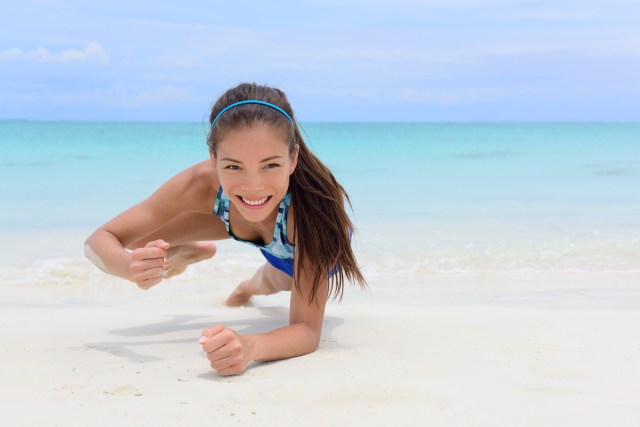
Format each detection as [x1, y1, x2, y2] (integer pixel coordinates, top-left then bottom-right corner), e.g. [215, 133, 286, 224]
[243, 322, 322, 362]
[84, 230, 134, 282]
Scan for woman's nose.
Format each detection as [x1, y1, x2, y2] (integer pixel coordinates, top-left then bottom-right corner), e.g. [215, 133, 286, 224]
[240, 172, 265, 193]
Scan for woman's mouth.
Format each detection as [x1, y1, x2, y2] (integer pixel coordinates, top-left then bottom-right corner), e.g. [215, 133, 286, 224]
[238, 195, 272, 208]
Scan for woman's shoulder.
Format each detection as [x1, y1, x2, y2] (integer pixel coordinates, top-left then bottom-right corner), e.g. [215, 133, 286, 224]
[188, 160, 219, 193]
[151, 160, 219, 214]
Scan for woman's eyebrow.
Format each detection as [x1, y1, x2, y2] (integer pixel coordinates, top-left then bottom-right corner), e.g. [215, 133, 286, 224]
[221, 155, 284, 163]
[260, 155, 284, 162]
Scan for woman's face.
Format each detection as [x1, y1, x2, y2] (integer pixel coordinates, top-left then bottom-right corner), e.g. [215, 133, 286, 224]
[212, 122, 298, 224]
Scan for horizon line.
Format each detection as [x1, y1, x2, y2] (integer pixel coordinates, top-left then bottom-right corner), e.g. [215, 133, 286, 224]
[2, 119, 639, 125]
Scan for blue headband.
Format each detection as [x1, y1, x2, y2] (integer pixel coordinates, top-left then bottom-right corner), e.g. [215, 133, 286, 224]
[211, 100, 293, 128]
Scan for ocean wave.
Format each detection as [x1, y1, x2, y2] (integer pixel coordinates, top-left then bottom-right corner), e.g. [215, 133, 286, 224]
[2, 245, 638, 291]
[357, 251, 640, 276]
[0, 252, 265, 287]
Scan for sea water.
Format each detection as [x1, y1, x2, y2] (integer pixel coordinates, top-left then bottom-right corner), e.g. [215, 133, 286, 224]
[1, 121, 639, 280]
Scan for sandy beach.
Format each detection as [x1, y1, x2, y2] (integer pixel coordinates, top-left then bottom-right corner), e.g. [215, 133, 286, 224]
[1, 233, 639, 426]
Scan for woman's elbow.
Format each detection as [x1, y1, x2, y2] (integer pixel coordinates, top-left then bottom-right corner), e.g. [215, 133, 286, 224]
[83, 233, 108, 272]
[304, 323, 323, 353]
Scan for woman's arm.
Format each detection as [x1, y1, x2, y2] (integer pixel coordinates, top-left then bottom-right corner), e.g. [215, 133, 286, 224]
[84, 198, 175, 282]
[247, 254, 329, 360]
[200, 254, 329, 375]
[84, 161, 221, 286]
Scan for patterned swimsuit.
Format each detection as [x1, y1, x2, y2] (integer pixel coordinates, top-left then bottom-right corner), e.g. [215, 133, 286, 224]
[213, 186, 296, 276]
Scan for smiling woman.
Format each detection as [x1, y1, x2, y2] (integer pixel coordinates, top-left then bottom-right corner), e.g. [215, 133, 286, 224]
[83, 82, 366, 376]
[215, 124, 294, 221]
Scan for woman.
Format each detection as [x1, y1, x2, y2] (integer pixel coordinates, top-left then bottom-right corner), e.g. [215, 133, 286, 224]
[84, 83, 366, 375]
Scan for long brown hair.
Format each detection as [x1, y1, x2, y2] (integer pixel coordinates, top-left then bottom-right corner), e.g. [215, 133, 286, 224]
[207, 83, 366, 302]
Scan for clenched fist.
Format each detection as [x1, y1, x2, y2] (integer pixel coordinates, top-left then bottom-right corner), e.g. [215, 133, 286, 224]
[199, 325, 252, 376]
[130, 239, 170, 290]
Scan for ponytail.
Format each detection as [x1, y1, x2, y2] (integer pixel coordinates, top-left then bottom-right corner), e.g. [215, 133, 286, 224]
[289, 126, 366, 301]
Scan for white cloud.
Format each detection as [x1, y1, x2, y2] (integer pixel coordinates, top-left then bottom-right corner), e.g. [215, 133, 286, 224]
[300, 87, 380, 100]
[478, 37, 640, 57]
[395, 86, 532, 105]
[40, 83, 194, 107]
[0, 48, 22, 59]
[121, 84, 194, 106]
[0, 43, 108, 63]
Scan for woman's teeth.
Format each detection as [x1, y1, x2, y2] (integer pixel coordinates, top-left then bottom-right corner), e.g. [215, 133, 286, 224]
[241, 196, 269, 206]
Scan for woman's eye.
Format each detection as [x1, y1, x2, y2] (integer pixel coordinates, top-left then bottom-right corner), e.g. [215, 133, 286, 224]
[266, 163, 280, 169]
[225, 165, 240, 170]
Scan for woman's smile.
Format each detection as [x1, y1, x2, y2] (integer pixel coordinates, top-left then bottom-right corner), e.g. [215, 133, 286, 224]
[237, 195, 273, 209]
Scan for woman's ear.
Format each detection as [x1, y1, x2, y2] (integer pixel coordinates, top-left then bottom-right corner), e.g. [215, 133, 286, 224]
[289, 144, 300, 175]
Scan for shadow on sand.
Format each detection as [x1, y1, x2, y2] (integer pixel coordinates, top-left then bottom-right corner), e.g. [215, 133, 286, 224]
[84, 305, 345, 373]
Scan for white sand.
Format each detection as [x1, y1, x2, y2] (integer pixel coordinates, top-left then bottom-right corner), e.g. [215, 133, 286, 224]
[0, 234, 639, 426]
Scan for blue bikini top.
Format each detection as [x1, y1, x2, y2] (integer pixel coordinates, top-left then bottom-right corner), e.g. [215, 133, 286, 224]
[213, 187, 295, 260]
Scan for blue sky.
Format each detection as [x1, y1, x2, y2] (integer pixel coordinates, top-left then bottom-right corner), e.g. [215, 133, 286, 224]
[1, 0, 638, 121]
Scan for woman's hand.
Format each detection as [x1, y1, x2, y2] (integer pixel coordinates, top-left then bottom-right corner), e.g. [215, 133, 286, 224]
[199, 325, 252, 376]
[129, 239, 170, 289]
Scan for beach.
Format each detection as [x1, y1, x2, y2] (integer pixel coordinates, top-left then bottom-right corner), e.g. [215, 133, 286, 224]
[1, 122, 639, 425]
[1, 233, 639, 426]
[2, 277, 640, 426]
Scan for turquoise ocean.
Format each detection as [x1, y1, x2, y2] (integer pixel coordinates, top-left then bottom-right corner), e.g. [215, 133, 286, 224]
[1, 121, 639, 286]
